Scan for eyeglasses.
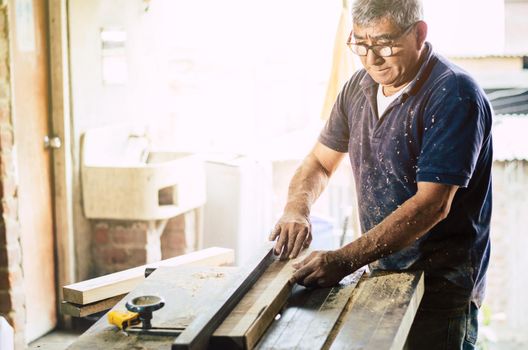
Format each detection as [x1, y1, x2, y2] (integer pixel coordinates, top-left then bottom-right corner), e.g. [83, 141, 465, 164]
[347, 23, 416, 57]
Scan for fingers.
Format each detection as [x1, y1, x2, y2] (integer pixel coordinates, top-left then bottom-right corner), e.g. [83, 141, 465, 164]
[274, 229, 288, 256]
[302, 271, 324, 287]
[304, 225, 313, 248]
[292, 251, 313, 269]
[291, 261, 324, 288]
[282, 229, 298, 260]
[269, 224, 280, 241]
[290, 227, 309, 259]
[270, 215, 310, 258]
[289, 260, 315, 284]
[290, 251, 319, 282]
[280, 230, 293, 260]
[289, 251, 348, 288]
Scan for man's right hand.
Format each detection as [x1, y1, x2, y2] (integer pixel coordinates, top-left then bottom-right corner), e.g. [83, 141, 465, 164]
[269, 212, 312, 260]
[269, 142, 344, 260]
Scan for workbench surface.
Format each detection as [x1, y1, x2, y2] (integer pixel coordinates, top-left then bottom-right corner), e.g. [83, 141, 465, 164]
[67, 265, 423, 350]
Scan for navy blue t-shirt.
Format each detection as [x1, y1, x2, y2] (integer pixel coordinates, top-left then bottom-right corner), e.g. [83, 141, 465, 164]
[319, 43, 493, 309]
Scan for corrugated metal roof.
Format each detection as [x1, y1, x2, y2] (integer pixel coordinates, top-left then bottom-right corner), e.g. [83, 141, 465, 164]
[448, 54, 528, 59]
[487, 89, 528, 115]
[493, 114, 528, 161]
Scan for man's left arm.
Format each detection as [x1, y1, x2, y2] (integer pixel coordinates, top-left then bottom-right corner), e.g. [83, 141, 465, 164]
[291, 181, 458, 287]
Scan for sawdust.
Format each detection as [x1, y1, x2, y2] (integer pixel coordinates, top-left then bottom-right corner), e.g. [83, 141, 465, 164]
[192, 271, 225, 279]
[320, 286, 351, 310]
[359, 272, 416, 314]
[169, 271, 227, 297]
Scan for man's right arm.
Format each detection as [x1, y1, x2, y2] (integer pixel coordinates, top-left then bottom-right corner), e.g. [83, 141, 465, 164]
[269, 142, 346, 259]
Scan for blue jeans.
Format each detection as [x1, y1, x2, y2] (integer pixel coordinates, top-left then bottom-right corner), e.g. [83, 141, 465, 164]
[404, 302, 479, 350]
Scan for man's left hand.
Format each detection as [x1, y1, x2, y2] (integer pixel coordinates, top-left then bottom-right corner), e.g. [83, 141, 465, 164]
[289, 250, 352, 288]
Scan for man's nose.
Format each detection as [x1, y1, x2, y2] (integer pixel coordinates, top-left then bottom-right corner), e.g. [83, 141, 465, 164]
[366, 49, 384, 66]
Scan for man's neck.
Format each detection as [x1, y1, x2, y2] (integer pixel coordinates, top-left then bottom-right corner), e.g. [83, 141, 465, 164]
[382, 82, 409, 97]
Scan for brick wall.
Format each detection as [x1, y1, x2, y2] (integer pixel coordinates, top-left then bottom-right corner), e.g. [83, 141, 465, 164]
[0, 5, 26, 349]
[91, 215, 187, 276]
[160, 215, 187, 259]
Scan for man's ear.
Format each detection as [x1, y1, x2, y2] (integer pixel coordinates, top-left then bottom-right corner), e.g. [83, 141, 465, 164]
[415, 21, 428, 49]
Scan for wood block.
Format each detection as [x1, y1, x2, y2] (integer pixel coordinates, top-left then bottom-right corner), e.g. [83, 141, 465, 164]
[61, 294, 125, 317]
[63, 247, 234, 305]
[329, 270, 424, 350]
[211, 250, 311, 349]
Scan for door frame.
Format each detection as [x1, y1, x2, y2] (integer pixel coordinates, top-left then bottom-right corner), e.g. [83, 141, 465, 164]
[48, 0, 76, 325]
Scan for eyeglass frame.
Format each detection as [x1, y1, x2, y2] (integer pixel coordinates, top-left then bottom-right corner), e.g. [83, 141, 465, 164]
[346, 23, 417, 58]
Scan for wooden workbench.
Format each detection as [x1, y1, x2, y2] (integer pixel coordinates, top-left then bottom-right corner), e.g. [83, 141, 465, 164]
[67, 264, 423, 350]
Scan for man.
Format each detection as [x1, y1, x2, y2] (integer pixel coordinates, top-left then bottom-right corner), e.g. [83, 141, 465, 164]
[269, 0, 492, 348]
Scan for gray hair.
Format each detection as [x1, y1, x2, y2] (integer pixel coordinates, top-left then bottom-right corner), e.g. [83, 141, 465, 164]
[351, 0, 423, 30]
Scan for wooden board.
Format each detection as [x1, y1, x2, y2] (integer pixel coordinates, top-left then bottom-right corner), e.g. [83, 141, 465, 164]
[329, 271, 424, 350]
[255, 268, 365, 350]
[172, 245, 274, 350]
[63, 247, 234, 305]
[61, 294, 126, 318]
[211, 250, 310, 349]
[67, 265, 238, 350]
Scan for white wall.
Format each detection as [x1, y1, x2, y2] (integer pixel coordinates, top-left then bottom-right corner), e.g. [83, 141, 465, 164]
[69, 0, 341, 154]
[68, 0, 341, 278]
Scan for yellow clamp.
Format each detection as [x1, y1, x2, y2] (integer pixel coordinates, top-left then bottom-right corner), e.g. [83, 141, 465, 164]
[107, 310, 140, 330]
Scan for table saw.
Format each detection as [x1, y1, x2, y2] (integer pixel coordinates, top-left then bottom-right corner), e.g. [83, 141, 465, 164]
[67, 246, 424, 350]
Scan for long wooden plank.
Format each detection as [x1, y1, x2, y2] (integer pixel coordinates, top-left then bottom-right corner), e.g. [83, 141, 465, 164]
[329, 271, 424, 350]
[172, 244, 275, 350]
[62, 247, 234, 305]
[60, 294, 126, 317]
[211, 250, 310, 349]
[255, 268, 365, 350]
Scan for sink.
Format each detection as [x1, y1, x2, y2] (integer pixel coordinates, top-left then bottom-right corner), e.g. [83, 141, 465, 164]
[81, 125, 206, 220]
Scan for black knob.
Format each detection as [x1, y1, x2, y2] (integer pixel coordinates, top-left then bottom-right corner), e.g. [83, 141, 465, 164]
[126, 295, 165, 329]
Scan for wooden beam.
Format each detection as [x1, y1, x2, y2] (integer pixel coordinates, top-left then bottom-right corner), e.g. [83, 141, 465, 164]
[172, 245, 275, 350]
[62, 247, 234, 305]
[329, 271, 424, 350]
[61, 294, 125, 318]
[211, 250, 311, 349]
